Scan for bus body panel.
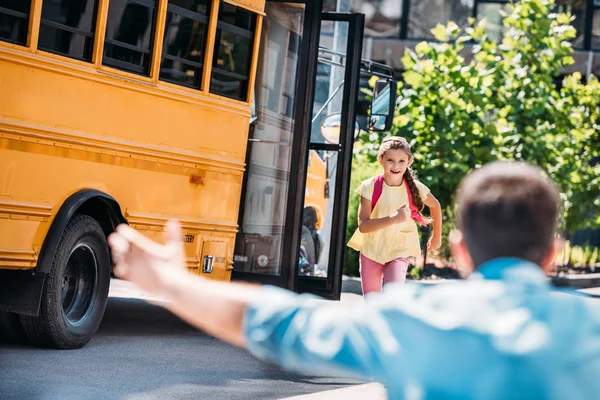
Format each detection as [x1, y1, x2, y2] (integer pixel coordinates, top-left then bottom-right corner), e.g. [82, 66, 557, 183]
[0, 48, 251, 280]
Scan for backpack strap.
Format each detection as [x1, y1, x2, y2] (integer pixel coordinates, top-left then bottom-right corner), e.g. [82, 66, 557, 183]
[372, 174, 428, 227]
[371, 174, 385, 212]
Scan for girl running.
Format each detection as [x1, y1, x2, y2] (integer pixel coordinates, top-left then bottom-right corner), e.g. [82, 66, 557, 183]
[348, 136, 442, 294]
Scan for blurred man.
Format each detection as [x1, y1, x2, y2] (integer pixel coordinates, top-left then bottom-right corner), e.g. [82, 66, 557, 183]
[109, 161, 600, 399]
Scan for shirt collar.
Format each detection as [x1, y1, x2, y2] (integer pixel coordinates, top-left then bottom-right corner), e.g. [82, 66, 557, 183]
[470, 258, 549, 287]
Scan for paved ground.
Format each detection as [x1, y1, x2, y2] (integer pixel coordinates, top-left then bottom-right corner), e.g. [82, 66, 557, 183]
[2, 278, 599, 400]
[286, 382, 386, 399]
[0, 280, 364, 400]
[580, 286, 600, 297]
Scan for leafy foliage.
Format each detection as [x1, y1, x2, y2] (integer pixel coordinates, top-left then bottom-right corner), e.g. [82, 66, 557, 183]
[356, 0, 600, 237]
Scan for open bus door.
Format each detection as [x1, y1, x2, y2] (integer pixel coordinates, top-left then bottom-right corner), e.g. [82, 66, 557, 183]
[293, 12, 365, 299]
[232, 3, 396, 300]
[295, 14, 397, 299]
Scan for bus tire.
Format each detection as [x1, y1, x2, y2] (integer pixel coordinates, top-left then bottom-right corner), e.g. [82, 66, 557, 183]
[0, 311, 27, 344]
[21, 214, 110, 349]
[300, 226, 316, 275]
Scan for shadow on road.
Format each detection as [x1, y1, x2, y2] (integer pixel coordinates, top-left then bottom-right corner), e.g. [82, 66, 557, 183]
[98, 297, 200, 337]
[1, 296, 361, 400]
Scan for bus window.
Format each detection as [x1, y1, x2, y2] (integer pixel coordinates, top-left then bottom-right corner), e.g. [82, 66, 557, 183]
[159, 0, 211, 89]
[233, 2, 305, 276]
[209, 2, 256, 101]
[0, 0, 30, 45]
[38, 0, 99, 62]
[103, 0, 158, 75]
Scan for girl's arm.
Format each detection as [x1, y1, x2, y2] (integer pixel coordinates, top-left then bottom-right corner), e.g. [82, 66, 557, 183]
[424, 193, 442, 250]
[357, 196, 409, 233]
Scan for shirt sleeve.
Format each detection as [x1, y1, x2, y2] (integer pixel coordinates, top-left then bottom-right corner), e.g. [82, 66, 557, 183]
[242, 281, 542, 389]
[355, 177, 375, 201]
[415, 180, 430, 200]
[242, 283, 489, 384]
[243, 285, 401, 380]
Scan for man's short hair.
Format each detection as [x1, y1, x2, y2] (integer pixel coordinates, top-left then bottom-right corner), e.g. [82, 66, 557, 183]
[456, 161, 560, 267]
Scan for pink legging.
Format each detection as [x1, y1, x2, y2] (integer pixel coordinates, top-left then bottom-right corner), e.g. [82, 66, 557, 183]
[360, 254, 410, 295]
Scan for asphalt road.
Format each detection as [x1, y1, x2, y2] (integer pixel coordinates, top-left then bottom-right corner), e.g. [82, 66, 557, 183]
[3, 279, 598, 400]
[0, 289, 363, 400]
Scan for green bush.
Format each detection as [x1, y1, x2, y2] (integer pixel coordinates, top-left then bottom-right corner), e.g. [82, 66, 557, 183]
[557, 242, 600, 267]
[356, 0, 600, 239]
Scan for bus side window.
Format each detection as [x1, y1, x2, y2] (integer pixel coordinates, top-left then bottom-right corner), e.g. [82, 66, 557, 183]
[38, 0, 100, 62]
[159, 0, 212, 89]
[0, 0, 31, 45]
[103, 0, 158, 76]
[209, 2, 256, 101]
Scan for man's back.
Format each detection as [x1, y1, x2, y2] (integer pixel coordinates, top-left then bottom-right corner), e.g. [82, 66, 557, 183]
[243, 259, 600, 399]
[107, 161, 600, 399]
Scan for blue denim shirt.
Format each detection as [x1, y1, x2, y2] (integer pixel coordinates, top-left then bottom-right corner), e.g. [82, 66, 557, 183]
[243, 259, 600, 399]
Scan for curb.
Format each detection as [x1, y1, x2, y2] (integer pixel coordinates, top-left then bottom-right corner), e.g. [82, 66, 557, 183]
[551, 273, 600, 288]
[341, 275, 453, 295]
[343, 274, 600, 294]
[341, 276, 363, 295]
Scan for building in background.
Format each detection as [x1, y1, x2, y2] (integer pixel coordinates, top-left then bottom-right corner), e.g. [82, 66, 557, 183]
[324, 0, 600, 77]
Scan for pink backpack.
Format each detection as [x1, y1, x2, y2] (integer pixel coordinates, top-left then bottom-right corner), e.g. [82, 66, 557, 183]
[371, 174, 427, 226]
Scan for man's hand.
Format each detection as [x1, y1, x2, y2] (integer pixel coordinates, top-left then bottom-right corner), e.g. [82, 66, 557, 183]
[108, 220, 190, 300]
[108, 220, 262, 348]
[391, 205, 410, 223]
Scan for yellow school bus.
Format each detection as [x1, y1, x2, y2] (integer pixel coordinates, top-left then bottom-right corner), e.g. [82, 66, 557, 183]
[0, 0, 395, 349]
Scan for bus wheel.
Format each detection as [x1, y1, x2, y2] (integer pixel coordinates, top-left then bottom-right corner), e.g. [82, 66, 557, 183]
[21, 214, 110, 349]
[0, 311, 27, 344]
[300, 226, 316, 275]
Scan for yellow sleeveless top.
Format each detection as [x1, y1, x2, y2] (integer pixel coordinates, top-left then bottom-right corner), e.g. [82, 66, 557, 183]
[347, 176, 430, 264]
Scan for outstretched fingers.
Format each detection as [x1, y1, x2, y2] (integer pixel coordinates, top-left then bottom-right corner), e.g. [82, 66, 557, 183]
[114, 224, 166, 258]
[108, 232, 132, 278]
[164, 220, 185, 260]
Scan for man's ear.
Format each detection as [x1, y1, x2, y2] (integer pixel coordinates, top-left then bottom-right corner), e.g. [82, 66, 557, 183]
[449, 229, 474, 277]
[540, 238, 563, 276]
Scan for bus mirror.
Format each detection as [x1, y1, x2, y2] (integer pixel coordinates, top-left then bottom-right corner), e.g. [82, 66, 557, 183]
[368, 79, 397, 132]
[320, 113, 361, 144]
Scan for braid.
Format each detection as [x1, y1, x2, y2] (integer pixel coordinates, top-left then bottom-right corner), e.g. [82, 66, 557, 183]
[404, 166, 432, 224]
[404, 167, 423, 210]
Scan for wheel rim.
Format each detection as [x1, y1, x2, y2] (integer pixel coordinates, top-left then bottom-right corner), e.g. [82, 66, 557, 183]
[61, 243, 98, 326]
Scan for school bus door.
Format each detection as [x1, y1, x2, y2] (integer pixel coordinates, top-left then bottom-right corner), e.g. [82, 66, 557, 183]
[231, 2, 364, 300]
[295, 12, 364, 299]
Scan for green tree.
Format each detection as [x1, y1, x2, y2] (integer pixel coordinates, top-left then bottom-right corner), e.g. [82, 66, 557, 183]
[357, 0, 600, 238]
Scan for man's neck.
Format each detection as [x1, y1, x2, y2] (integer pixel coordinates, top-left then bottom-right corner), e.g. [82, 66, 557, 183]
[473, 258, 545, 281]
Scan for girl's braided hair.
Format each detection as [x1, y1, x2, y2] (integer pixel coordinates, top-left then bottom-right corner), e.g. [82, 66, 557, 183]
[378, 136, 431, 223]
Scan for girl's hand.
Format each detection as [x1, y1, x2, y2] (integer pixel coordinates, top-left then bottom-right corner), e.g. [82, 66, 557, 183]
[391, 205, 410, 223]
[427, 234, 442, 251]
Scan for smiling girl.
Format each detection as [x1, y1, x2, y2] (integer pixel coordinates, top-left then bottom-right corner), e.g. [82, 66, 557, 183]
[348, 136, 442, 294]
